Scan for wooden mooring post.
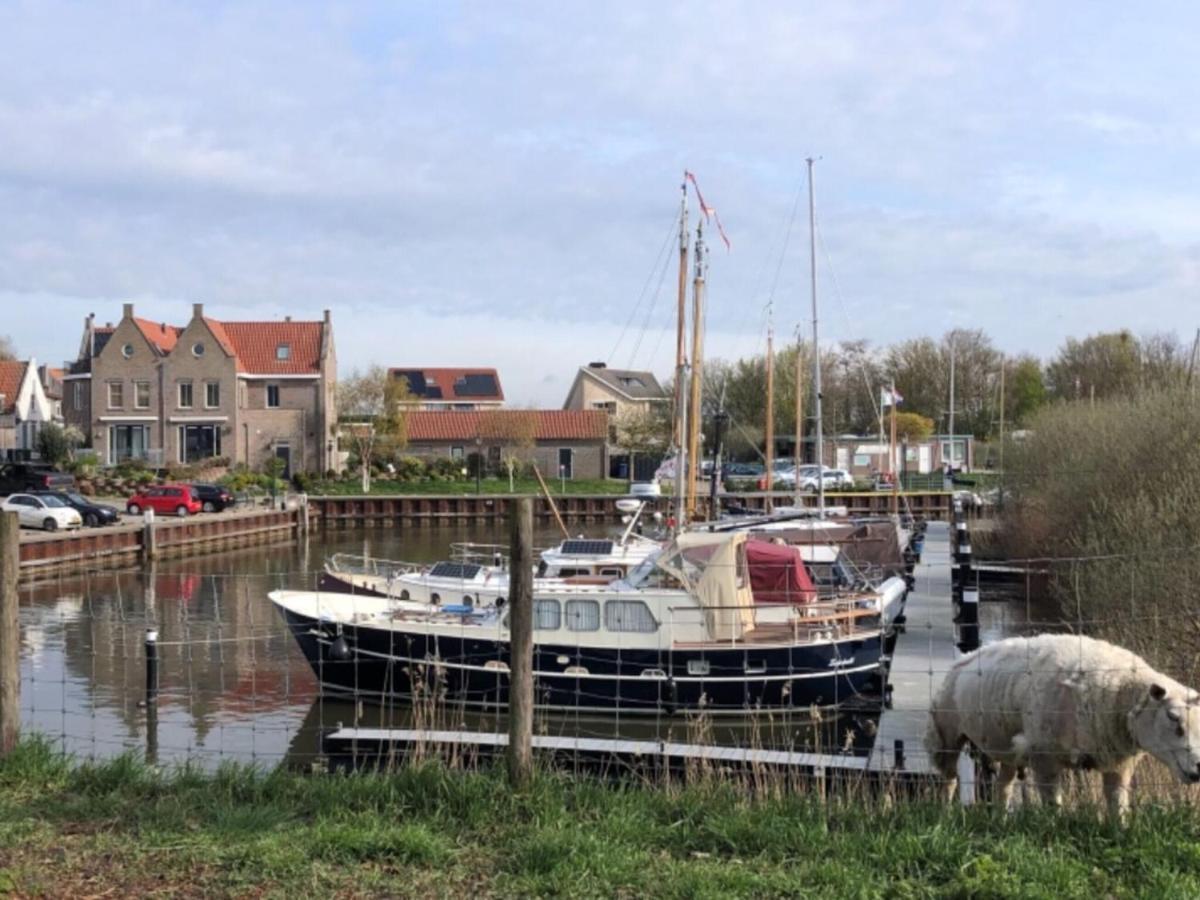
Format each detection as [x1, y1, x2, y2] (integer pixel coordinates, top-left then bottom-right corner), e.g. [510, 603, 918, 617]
[0, 511, 19, 755]
[507, 497, 534, 788]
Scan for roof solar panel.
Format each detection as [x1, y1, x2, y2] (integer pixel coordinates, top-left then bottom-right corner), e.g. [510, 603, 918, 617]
[393, 370, 428, 396]
[560, 540, 615, 556]
[456, 373, 499, 397]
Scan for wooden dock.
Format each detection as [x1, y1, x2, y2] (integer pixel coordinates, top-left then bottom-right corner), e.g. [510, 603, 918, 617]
[869, 520, 960, 774]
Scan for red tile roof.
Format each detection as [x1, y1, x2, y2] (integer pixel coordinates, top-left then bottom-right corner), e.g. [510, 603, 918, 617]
[389, 367, 504, 402]
[221, 321, 324, 374]
[0, 360, 28, 415]
[134, 318, 182, 353]
[407, 410, 607, 442]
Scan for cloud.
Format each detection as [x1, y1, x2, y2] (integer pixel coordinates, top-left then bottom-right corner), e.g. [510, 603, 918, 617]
[0, 1, 1197, 404]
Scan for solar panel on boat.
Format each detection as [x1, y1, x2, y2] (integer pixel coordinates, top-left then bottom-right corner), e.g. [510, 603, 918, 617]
[559, 540, 614, 556]
[428, 562, 483, 579]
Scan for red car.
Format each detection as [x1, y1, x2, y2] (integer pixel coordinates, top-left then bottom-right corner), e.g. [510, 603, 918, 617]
[126, 484, 203, 518]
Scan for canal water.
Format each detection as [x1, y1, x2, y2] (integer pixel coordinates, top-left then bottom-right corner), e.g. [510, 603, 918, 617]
[19, 523, 1028, 770]
[19, 523, 873, 770]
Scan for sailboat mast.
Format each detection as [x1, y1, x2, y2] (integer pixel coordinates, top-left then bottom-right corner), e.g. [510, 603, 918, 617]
[685, 220, 706, 521]
[998, 354, 1005, 511]
[764, 318, 775, 514]
[889, 378, 899, 517]
[807, 157, 825, 517]
[672, 176, 689, 449]
[948, 336, 956, 474]
[793, 336, 803, 508]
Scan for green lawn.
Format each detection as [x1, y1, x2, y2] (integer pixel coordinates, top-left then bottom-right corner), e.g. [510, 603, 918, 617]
[2, 738, 1200, 898]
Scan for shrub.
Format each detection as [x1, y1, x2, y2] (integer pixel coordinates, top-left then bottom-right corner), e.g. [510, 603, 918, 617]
[1000, 386, 1200, 680]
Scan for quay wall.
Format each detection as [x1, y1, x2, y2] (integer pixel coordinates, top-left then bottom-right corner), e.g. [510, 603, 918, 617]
[18, 507, 303, 581]
[308, 490, 954, 528]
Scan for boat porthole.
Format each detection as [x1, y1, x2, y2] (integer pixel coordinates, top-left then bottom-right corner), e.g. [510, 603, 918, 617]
[431, 593, 440, 605]
[400, 590, 410, 601]
[463, 595, 474, 607]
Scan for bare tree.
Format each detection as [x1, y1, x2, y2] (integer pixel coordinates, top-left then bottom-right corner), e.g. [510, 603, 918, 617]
[337, 366, 412, 492]
[479, 410, 540, 491]
[0, 336, 15, 362]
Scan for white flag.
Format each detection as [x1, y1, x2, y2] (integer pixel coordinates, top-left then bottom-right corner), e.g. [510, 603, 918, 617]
[881, 387, 904, 408]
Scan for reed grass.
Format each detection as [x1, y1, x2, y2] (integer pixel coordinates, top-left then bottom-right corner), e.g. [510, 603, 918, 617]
[2, 736, 1200, 898]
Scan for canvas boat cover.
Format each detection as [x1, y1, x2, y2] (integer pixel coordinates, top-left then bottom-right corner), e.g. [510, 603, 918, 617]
[656, 531, 755, 641]
[745, 540, 817, 605]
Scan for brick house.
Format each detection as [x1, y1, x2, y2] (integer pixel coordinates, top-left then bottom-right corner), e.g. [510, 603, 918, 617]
[562, 362, 668, 418]
[403, 409, 608, 480]
[388, 367, 504, 410]
[0, 358, 59, 460]
[63, 303, 338, 476]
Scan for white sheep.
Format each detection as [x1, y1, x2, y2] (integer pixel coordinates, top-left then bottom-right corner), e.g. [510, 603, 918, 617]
[925, 634, 1200, 819]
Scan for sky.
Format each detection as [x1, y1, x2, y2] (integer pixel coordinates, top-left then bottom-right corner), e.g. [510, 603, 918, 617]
[1, 1, 1198, 404]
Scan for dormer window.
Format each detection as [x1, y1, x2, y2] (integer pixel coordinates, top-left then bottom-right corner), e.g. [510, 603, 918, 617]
[192, 342, 205, 357]
[276, 344, 291, 360]
[619, 376, 644, 389]
[121, 343, 134, 359]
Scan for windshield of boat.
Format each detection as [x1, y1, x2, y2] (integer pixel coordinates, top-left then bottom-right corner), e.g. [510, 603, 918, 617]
[806, 555, 856, 591]
[617, 551, 677, 590]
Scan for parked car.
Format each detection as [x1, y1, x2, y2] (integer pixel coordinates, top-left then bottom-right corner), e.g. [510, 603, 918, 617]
[33, 491, 120, 527]
[126, 484, 203, 518]
[0, 463, 75, 495]
[725, 462, 764, 477]
[0, 492, 83, 531]
[628, 481, 662, 499]
[789, 465, 855, 491]
[190, 482, 236, 513]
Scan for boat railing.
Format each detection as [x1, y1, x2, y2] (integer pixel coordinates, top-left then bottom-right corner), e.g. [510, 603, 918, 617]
[449, 541, 552, 566]
[326, 553, 424, 580]
[667, 596, 882, 648]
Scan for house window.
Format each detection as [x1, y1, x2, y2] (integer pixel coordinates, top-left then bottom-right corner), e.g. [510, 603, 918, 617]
[178, 382, 193, 409]
[266, 384, 280, 408]
[593, 401, 617, 414]
[192, 342, 205, 357]
[109, 424, 149, 463]
[178, 424, 221, 463]
[121, 343, 134, 359]
[134, 381, 150, 409]
[450, 446, 464, 459]
[205, 382, 220, 408]
[558, 448, 573, 480]
[107, 381, 123, 409]
[72, 382, 83, 411]
[276, 344, 290, 360]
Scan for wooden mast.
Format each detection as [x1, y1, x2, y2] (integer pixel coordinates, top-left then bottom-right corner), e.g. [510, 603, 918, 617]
[685, 220, 706, 521]
[672, 176, 689, 449]
[764, 319, 775, 513]
[793, 336, 803, 508]
[889, 379, 899, 517]
[806, 157, 825, 517]
[998, 354, 1005, 510]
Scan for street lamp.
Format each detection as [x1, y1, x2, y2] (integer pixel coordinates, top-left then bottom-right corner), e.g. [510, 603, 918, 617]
[475, 436, 482, 494]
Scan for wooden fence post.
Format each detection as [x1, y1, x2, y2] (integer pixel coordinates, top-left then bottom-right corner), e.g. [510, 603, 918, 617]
[507, 496, 534, 788]
[0, 511, 20, 755]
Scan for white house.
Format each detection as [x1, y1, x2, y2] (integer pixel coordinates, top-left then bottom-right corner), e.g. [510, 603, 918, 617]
[0, 358, 59, 459]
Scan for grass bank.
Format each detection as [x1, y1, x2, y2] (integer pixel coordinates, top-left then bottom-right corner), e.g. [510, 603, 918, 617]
[3, 740, 1200, 897]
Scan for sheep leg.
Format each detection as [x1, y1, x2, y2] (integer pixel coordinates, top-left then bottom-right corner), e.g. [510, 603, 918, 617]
[994, 763, 1019, 812]
[1102, 765, 1134, 823]
[1030, 762, 1062, 808]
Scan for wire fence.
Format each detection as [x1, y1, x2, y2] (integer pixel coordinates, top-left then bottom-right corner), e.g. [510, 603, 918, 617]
[12, 517, 1200, 813]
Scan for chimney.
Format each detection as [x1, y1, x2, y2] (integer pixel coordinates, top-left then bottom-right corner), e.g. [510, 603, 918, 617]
[193, 302, 204, 319]
[122, 302, 133, 319]
[324, 309, 332, 325]
[285, 315, 292, 322]
[588, 361, 607, 369]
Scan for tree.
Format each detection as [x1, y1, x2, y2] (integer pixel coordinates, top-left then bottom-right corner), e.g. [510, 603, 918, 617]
[1045, 331, 1142, 401]
[35, 423, 82, 466]
[1007, 356, 1046, 425]
[0, 336, 15, 361]
[892, 411, 934, 441]
[479, 410, 539, 491]
[613, 405, 671, 481]
[337, 366, 413, 492]
[885, 330, 1001, 439]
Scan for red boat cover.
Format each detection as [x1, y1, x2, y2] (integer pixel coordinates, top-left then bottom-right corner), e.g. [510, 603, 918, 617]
[746, 540, 817, 604]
